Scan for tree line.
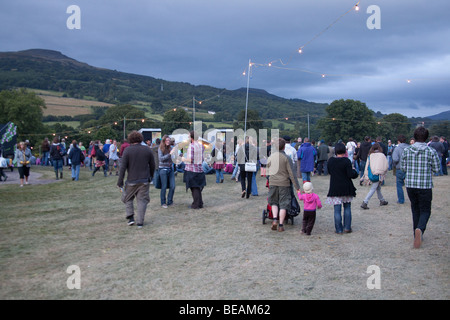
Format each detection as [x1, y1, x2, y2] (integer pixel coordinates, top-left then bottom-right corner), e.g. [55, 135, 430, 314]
[1, 89, 448, 155]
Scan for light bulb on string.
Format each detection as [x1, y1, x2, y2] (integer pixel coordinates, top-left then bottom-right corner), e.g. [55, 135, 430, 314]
[298, 48, 303, 54]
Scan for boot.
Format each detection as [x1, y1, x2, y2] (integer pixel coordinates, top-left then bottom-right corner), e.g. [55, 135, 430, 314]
[60, 172, 63, 179]
[55, 171, 59, 180]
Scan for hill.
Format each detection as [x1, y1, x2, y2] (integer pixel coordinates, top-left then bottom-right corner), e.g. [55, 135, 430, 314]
[0, 49, 328, 125]
[427, 110, 450, 121]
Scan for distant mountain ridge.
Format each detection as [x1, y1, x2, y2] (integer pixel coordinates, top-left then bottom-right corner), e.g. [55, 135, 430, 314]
[0, 49, 447, 122]
[0, 49, 330, 125]
[426, 110, 450, 121]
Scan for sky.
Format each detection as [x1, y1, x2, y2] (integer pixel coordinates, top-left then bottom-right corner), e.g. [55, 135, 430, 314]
[1, 0, 449, 118]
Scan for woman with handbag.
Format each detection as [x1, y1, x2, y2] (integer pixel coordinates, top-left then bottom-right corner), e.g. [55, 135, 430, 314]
[158, 135, 176, 208]
[237, 136, 258, 198]
[15, 141, 32, 187]
[361, 143, 389, 209]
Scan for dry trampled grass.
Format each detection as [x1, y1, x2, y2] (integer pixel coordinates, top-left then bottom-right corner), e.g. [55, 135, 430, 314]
[0, 166, 448, 300]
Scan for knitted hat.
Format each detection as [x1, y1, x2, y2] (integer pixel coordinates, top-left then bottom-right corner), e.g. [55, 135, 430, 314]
[303, 182, 313, 194]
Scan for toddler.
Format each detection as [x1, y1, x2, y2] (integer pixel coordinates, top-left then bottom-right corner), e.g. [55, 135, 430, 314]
[298, 182, 322, 235]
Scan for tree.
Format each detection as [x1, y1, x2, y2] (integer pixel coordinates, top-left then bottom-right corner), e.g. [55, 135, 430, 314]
[316, 99, 376, 143]
[430, 120, 450, 139]
[376, 113, 411, 141]
[234, 109, 263, 131]
[162, 108, 191, 134]
[151, 100, 164, 113]
[0, 88, 46, 145]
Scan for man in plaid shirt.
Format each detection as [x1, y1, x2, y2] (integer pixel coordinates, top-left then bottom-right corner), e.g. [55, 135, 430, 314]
[400, 126, 440, 248]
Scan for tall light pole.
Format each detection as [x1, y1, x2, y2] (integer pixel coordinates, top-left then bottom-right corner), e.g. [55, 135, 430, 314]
[193, 96, 196, 124]
[244, 59, 251, 135]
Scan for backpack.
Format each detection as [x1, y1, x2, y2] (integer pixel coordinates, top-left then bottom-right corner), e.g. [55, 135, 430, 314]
[367, 157, 379, 182]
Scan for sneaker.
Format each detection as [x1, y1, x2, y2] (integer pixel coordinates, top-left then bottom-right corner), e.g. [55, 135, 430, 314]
[361, 202, 369, 209]
[380, 200, 388, 206]
[414, 228, 422, 248]
[137, 224, 143, 229]
[162, 204, 168, 209]
[127, 217, 135, 226]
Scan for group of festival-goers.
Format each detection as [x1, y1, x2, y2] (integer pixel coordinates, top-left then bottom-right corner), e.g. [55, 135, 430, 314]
[1, 127, 447, 249]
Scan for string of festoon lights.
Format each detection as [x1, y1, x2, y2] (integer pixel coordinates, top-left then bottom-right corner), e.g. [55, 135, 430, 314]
[27, 1, 447, 140]
[242, 1, 448, 84]
[242, 1, 362, 78]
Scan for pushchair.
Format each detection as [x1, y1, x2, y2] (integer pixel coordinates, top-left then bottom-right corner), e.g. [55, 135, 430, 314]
[262, 183, 301, 225]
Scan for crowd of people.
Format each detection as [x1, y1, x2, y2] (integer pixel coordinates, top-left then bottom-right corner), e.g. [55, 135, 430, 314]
[1, 128, 447, 248]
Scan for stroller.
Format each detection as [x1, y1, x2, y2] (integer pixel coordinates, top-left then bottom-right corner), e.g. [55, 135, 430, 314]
[262, 183, 301, 225]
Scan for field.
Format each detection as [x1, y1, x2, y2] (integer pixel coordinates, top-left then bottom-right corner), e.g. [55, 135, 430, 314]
[0, 165, 448, 300]
[34, 91, 114, 116]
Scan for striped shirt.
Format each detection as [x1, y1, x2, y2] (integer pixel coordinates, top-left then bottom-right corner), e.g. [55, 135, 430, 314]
[400, 142, 440, 189]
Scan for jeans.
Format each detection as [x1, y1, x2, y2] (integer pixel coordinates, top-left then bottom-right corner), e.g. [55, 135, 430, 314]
[53, 159, 63, 172]
[334, 203, 352, 233]
[71, 164, 80, 181]
[359, 160, 366, 178]
[301, 172, 311, 182]
[348, 150, 354, 164]
[363, 181, 385, 204]
[387, 155, 393, 170]
[396, 169, 406, 203]
[159, 167, 175, 205]
[231, 164, 239, 179]
[251, 171, 258, 195]
[215, 169, 224, 183]
[436, 156, 444, 176]
[41, 151, 49, 166]
[406, 188, 432, 235]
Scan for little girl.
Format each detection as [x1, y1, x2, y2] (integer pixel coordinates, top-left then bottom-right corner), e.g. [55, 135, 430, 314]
[298, 182, 322, 235]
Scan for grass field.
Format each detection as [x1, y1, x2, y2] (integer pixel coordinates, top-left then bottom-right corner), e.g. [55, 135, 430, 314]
[0, 165, 448, 300]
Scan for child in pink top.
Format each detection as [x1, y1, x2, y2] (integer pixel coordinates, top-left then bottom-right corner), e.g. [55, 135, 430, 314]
[298, 182, 322, 235]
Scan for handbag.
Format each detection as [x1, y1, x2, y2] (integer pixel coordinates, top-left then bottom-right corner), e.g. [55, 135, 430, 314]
[244, 150, 257, 172]
[245, 162, 257, 172]
[367, 157, 379, 182]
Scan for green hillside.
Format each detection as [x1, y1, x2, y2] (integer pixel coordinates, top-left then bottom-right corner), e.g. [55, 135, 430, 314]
[0, 49, 327, 126]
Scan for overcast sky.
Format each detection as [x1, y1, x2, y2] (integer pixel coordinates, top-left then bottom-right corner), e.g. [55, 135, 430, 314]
[1, 0, 449, 118]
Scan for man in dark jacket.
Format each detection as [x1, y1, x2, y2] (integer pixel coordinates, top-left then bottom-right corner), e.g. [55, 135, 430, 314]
[429, 136, 445, 176]
[117, 131, 156, 228]
[297, 138, 316, 183]
[68, 141, 83, 181]
[316, 140, 329, 175]
[356, 136, 372, 180]
[440, 136, 448, 175]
